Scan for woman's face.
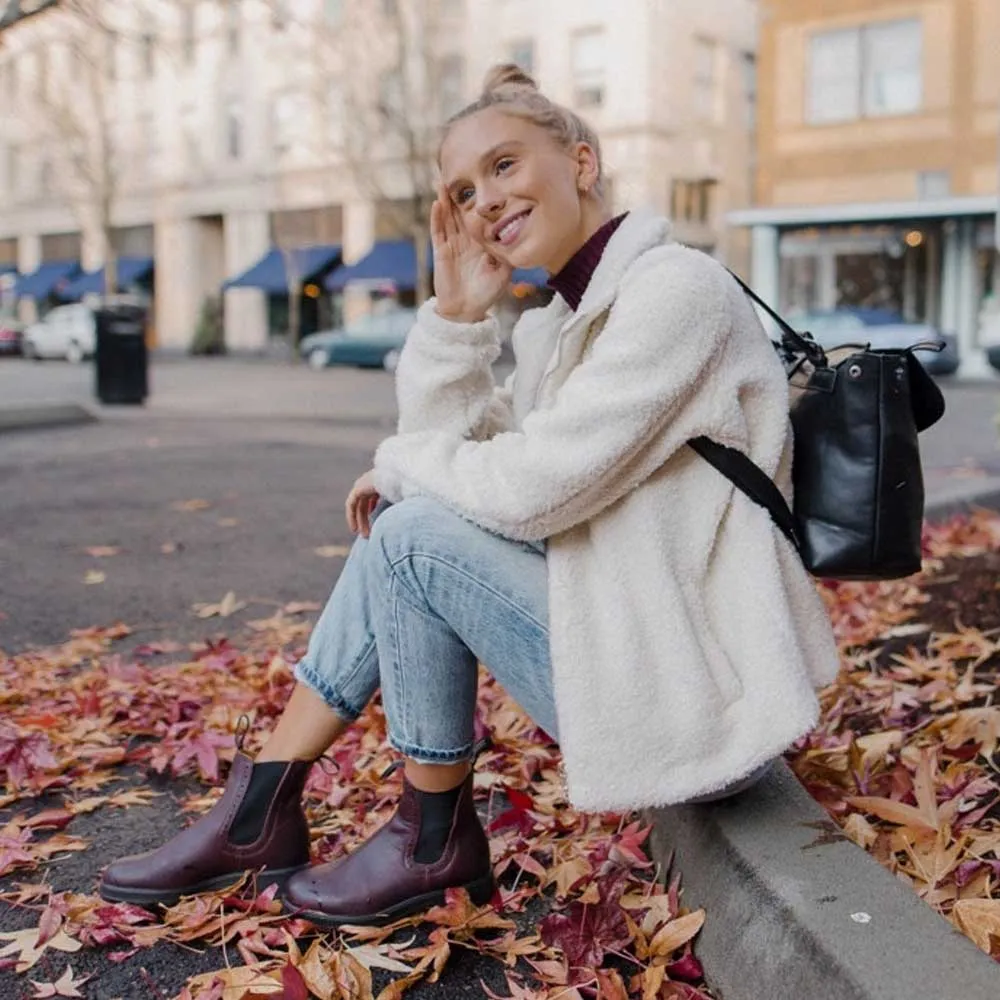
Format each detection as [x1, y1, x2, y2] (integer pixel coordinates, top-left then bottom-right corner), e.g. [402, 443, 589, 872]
[439, 108, 599, 274]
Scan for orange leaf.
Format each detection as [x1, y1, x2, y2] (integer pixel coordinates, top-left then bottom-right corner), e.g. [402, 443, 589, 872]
[647, 910, 705, 959]
[847, 796, 939, 834]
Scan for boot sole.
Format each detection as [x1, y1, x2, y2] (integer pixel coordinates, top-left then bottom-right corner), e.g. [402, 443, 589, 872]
[285, 871, 497, 929]
[98, 864, 306, 908]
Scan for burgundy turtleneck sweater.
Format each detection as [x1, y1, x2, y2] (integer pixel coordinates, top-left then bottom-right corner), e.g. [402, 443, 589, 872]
[546, 213, 628, 311]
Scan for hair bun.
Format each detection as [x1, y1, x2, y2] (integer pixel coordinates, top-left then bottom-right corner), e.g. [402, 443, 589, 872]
[481, 63, 538, 98]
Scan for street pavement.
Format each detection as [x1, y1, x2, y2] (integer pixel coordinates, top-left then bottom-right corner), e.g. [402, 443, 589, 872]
[0, 355, 998, 998]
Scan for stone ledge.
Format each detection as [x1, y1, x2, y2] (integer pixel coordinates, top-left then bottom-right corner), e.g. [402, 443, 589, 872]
[0, 404, 97, 433]
[646, 762, 999, 1000]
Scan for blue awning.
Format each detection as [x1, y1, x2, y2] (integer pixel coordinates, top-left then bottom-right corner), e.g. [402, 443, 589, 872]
[60, 256, 154, 301]
[511, 267, 548, 286]
[14, 260, 81, 299]
[224, 245, 341, 294]
[324, 241, 425, 292]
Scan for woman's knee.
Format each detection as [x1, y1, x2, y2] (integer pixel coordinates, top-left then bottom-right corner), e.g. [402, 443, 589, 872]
[368, 496, 459, 562]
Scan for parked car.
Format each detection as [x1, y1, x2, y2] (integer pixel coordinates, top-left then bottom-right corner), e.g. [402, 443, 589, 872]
[791, 308, 959, 376]
[0, 317, 23, 356]
[299, 308, 417, 371]
[22, 304, 97, 363]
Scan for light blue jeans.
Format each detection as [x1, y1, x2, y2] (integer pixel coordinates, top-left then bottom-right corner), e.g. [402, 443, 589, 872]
[295, 497, 557, 763]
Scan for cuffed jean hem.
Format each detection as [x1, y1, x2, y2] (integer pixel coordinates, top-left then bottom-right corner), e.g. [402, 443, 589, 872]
[387, 734, 475, 765]
[293, 659, 365, 723]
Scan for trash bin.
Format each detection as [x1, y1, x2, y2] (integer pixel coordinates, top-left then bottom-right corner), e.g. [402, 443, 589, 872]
[94, 303, 148, 405]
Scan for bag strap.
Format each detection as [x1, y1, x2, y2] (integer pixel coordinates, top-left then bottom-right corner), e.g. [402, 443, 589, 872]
[689, 436, 801, 552]
[725, 268, 827, 365]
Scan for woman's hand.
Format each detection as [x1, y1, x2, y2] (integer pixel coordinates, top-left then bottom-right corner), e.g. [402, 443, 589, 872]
[345, 469, 380, 538]
[431, 182, 511, 324]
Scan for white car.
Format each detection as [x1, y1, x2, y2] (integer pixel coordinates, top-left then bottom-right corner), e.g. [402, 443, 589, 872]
[22, 305, 97, 363]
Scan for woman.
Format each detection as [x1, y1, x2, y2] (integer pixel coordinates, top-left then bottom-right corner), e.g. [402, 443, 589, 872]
[100, 65, 839, 927]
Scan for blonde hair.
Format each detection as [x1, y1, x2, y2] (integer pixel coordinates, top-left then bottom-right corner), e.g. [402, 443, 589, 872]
[442, 64, 605, 197]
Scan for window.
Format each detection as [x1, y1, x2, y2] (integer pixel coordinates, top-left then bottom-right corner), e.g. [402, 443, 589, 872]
[140, 32, 155, 77]
[225, 98, 242, 159]
[138, 112, 158, 175]
[670, 178, 716, 224]
[39, 156, 53, 195]
[572, 28, 605, 108]
[863, 19, 922, 116]
[378, 70, 404, 120]
[105, 28, 117, 80]
[326, 81, 344, 147]
[917, 170, 950, 199]
[438, 54, 464, 118]
[693, 37, 718, 122]
[742, 52, 756, 130]
[35, 46, 48, 99]
[272, 0, 288, 29]
[181, 6, 196, 65]
[7, 145, 20, 196]
[507, 38, 534, 75]
[272, 91, 305, 155]
[807, 19, 922, 124]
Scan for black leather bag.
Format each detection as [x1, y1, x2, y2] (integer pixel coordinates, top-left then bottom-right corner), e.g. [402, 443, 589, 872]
[690, 275, 946, 581]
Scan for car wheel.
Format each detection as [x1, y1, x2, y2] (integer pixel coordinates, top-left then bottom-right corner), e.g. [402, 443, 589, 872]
[66, 341, 84, 364]
[21, 340, 34, 360]
[308, 348, 328, 370]
[383, 348, 401, 373]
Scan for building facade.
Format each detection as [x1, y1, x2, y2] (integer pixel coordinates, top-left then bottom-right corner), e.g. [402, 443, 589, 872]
[733, 0, 1000, 376]
[0, 0, 758, 352]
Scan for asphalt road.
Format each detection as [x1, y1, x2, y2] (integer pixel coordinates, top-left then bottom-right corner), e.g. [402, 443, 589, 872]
[0, 359, 523, 999]
[1, 355, 999, 999]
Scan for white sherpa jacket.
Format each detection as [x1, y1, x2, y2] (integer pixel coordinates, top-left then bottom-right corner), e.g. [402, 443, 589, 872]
[373, 207, 840, 812]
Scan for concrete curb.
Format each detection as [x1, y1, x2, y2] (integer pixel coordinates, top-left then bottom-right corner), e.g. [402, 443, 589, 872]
[0, 403, 97, 433]
[646, 763, 1000, 1000]
[643, 489, 1000, 999]
[925, 475, 1000, 521]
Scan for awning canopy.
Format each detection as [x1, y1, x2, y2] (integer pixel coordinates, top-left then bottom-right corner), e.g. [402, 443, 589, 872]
[325, 241, 422, 292]
[60, 256, 154, 301]
[15, 260, 80, 299]
[727, 194, 999, 230]
[325, 243, 549, 293]
[224, 245, 341, 294]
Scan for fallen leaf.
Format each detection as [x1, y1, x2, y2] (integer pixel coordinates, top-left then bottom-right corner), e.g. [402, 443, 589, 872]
[171, 498, 212, 512]
[29, 965, 92, 998]
[648, 910, 705, 959]
[217, 518, 239, 528]
[0, 927, 82, 973]
[83, 546, 120, 558]
[314, 545, 351, 558]
[83, 571, 106, 585]
[952, 899, 1000, 954]
[192, 592, 247, 619]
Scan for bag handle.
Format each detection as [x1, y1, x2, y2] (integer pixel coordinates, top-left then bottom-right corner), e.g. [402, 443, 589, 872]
[689, 436, 801, 553]
[725, 269, 828, 367]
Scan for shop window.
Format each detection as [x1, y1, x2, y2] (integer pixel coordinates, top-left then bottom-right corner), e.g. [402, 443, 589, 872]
[670, 178, 717, 224]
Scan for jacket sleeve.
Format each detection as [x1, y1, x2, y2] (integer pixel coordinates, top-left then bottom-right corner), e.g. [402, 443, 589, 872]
[394, 299, 515, 441]
[373, 250, 736, 540]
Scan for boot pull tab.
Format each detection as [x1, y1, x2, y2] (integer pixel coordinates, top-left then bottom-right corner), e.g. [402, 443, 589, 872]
[381, 759, 405, 780]
[234, 714, 251, 752]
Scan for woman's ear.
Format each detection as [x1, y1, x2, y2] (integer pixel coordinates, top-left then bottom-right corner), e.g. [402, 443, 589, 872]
[574, 142, 600, 194]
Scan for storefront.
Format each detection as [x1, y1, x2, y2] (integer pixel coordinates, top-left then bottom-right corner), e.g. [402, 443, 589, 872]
[729, 195, 1000, 378]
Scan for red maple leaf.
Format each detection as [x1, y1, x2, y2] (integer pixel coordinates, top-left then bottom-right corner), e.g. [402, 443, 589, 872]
[539, 866, 633, 970]
[0, 724, 57, 789]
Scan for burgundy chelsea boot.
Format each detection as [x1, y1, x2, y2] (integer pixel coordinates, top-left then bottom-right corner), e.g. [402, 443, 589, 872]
[281, 773, 494, 927]
[99, 752, 312, 907]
